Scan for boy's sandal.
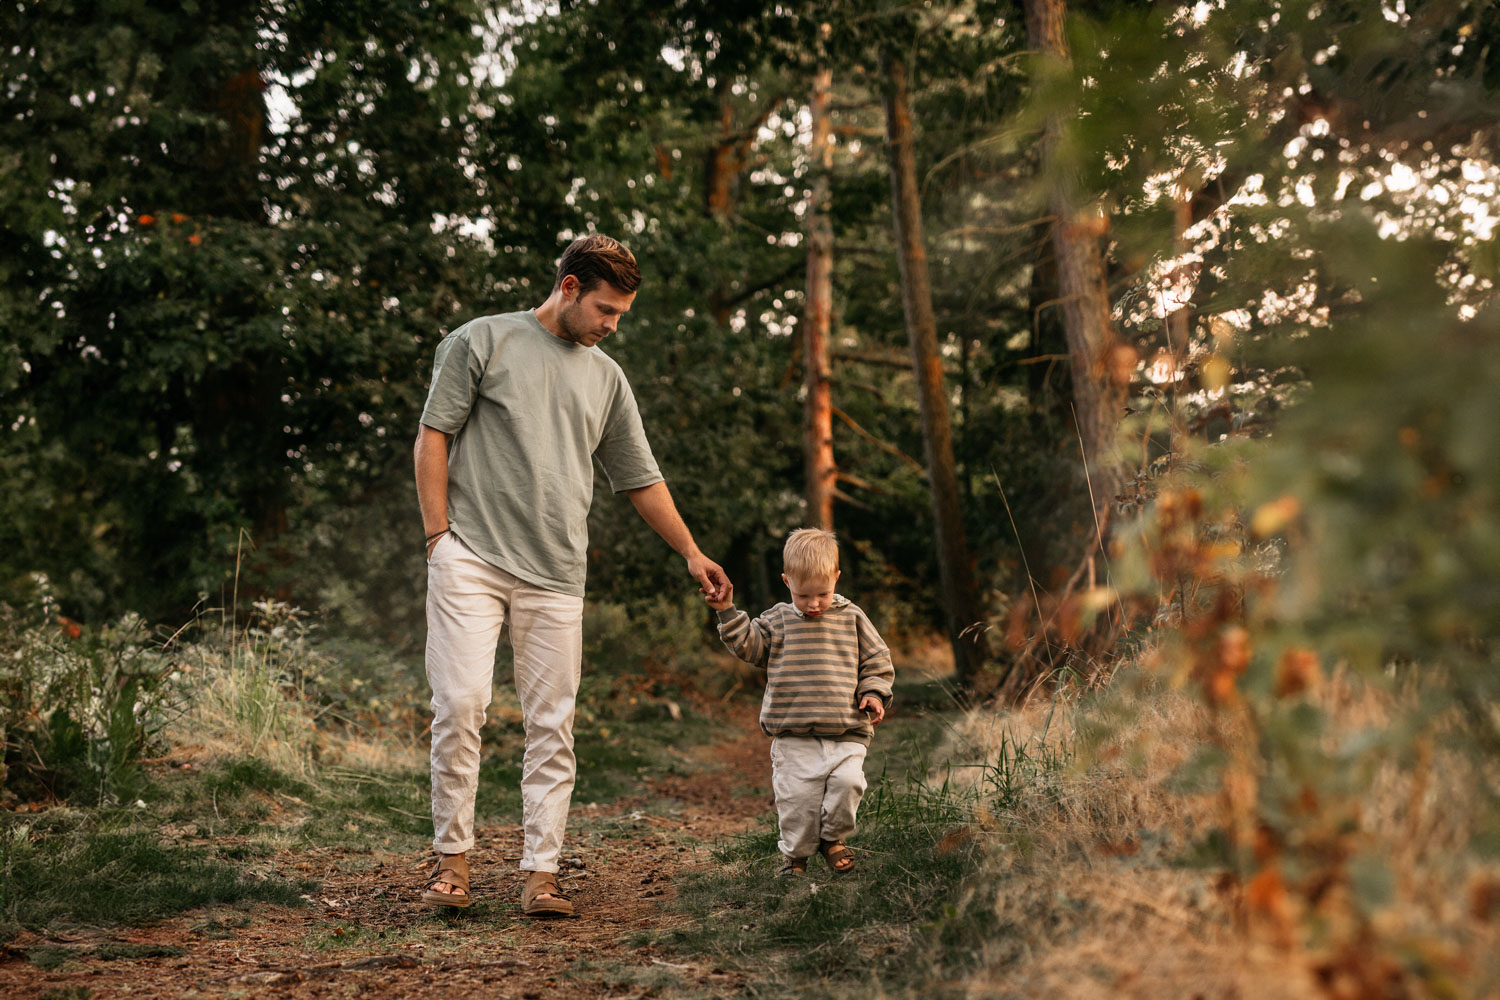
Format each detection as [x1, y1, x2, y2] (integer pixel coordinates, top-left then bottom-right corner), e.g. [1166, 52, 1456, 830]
[819, 840, 855, 873]
[777, 856, 808, 878]
[421, 854, 472, 908]
[521, 870, 575, 918]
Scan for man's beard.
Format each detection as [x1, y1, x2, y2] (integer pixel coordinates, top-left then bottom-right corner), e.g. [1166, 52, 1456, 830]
[558, 301, 599, 345]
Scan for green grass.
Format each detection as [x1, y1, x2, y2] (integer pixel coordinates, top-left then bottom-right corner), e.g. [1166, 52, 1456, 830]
[38, 988, 92, 1000]
[476, 709, 721, 819]
[666, 803, 993, 997]
[653, 687, 1071, 999]
[26, 941, 188, 973]
[0, 811, 312, 935]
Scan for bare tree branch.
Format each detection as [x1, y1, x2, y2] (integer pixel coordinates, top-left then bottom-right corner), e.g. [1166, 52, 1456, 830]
[831, 405, 927, 476]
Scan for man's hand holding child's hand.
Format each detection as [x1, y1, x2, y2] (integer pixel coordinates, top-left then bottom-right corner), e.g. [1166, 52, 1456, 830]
[705, 582, 735, 612]
[859, 695, 885, 725]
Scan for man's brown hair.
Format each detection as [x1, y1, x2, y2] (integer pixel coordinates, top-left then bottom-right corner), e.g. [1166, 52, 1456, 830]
[554, 234, 641, 295]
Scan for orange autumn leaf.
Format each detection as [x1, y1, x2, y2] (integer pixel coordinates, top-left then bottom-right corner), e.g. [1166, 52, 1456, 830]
[1204, 539, 1243, 562]
[1200, 354, 1232, 393]
[1206, 668, 1238, 705]
[1205, 626, 1251, 706]
[1252, 822, 1281, 863]
[1472, 877, 1500, 922]
[1058, 593, 1084, 645]
[1246, 866, 1297, 946]
[1251, 495, 1300, 538]
[1275, 647, 1322, 698]
[137, 214, 156, 226]
[1219, 626, 1251, 675]
[188, 233, 202, 245]
[1246, 866, 1287, 912]
[171, 212, 189, 225]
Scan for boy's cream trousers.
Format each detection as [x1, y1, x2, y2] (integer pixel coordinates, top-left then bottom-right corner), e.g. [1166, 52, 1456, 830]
[424, 532, 583, 874]
[770, 735, 868, 859]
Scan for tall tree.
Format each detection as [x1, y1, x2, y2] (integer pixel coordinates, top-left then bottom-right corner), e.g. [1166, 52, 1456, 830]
[1025, 0, 1130, 545]
[802, 64, 836, 531]
[879, 49, 988, 689]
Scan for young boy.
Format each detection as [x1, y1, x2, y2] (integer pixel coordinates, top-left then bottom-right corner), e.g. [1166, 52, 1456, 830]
[706, 528, 894, 876]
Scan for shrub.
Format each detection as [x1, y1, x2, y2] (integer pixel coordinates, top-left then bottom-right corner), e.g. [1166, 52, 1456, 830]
[0, 577, 177, 805]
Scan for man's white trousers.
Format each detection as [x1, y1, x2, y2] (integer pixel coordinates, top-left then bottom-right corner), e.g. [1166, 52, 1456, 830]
[424, 532, 583, 874]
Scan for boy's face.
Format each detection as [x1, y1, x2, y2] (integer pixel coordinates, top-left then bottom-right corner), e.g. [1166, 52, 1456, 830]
[782, 571, 840, 617]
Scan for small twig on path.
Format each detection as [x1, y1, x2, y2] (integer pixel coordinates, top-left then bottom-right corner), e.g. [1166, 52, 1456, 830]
[228, 954, 424, 985]
[382, 805, 426, 819]
[432, 958, 532, 970]
[651, 958, 696, 971]
[342, 955, 423, 970]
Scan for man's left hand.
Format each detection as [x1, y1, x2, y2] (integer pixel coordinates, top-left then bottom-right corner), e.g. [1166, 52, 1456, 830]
[687, 553, 731, 603]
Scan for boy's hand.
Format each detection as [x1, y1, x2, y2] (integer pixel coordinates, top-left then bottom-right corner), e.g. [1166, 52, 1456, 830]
[705, 581, 735, 612]
[859, 694, 886, 725]
[687, 552, 731, 603]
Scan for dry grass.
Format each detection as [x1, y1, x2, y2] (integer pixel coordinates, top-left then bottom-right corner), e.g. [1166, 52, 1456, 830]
[164, 620, 424, 780]
[929, 670, 1500, 999]
[166, 641, 321, 776]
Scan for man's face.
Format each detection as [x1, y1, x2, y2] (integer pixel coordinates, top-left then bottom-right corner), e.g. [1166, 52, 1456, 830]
[557, 276, 636, 347]
[782, 571, 840, 617]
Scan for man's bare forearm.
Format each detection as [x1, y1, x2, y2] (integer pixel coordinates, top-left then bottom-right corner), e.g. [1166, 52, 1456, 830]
[626, 481, 730, 600]
[414, 425, 453, 539]
[626, 481, 701, 558]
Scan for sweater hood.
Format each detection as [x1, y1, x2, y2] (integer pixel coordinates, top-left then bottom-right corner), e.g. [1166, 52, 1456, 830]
[792, 594, 851, 619]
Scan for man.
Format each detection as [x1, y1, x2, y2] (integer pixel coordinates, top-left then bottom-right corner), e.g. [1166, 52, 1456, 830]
[413, 235, 729, 916]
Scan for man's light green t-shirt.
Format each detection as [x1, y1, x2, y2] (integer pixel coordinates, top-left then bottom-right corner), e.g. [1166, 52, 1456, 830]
[419, 310, 663, 597]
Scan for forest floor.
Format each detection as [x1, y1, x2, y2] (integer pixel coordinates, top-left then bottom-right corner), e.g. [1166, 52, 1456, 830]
[0, 703, 787, 1000]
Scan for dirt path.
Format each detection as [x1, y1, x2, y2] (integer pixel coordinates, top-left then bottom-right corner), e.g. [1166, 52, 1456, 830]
[2, 712, 774, 1000]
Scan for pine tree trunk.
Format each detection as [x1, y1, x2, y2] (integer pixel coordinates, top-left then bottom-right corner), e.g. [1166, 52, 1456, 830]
[879, 51, 987, 690]
[803, 66, 836, 531]
[1026, 0, 1128, 534]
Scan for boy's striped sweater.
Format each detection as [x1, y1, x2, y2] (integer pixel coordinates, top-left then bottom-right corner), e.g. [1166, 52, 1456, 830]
[715, 597, 895, 746]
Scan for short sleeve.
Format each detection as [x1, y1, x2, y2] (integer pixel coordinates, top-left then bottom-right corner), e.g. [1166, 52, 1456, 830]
[420, 330, 482, 434]
[595, 373, 663, 493]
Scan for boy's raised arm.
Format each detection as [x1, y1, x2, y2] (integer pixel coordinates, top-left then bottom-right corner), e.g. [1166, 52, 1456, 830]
[713, 596, 775, 669]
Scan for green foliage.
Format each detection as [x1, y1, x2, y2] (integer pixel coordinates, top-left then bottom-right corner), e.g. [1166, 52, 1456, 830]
[0, 0, 508, 619]
[2, 0, 1069, 649]
[0, 584, 177, 805]
[1056, 1, 1500, 988]
[1086, 0, 1500, 710]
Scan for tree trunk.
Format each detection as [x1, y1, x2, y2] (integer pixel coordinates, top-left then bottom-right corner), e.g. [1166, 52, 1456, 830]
[879, 51, 988, 690]
[803, 66, 836, 531]
[1026, 0, 1129, 537]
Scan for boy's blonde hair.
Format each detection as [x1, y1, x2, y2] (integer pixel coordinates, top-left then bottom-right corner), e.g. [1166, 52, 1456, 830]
[783, 528, 840, 580]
